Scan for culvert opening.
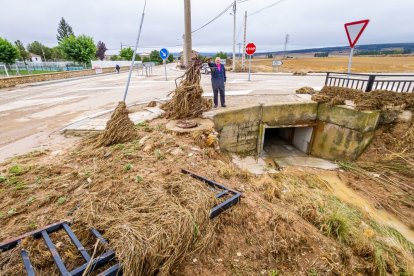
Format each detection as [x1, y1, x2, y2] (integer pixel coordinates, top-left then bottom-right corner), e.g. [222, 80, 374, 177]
[262, 125, 314, 158]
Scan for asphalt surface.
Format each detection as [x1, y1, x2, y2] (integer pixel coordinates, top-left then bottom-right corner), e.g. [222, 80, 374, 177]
[0, 64, 326, 162]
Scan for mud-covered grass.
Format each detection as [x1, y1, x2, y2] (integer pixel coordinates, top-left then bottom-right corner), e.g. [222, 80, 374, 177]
[1, 118, 413, 275]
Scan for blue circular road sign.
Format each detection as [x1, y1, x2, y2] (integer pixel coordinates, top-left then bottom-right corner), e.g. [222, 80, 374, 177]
[160, 48, 169, 60]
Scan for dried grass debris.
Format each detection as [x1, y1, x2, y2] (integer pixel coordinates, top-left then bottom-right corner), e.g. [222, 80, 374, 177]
[161, 60, 212, 119]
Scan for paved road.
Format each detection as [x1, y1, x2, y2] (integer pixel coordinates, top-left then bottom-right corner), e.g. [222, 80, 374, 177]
[0, 64, 326, 161]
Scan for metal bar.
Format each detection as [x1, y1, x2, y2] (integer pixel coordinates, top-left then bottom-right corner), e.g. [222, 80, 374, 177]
[90, 228, 109, 245]
[211, 194, 241, 219]
[351, 79, 354, 88]
[396, 82, 401, 92]
[20, 249, 35, 276]
[0, 221, 67, 251]
[216, 190, 229, 198]
[381, 82, 384, 89]
[62, 223, 91, 262]
[325, 72, 329, 85]
[70, 250, 116, 276]
[97, 264, 122, 276]
[329, 77, 332, 86]
[182, 169, 234, 191]
[375, 81, 379, 90]
[390, 82, 395, 91]
[401, 82, 406, 92]
[41, 230, 70, 275]
[356, 80, 359, 89]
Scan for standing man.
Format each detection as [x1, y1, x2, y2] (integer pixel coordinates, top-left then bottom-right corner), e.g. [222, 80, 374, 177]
[115, 64, 120, 74]
[207, 57, 227, 108]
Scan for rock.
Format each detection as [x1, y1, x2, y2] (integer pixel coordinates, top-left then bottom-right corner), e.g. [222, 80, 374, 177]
[170, 147, 184, 156]
[139, 136, 150, 145]
[147, 101, 157, 107]
[87, 178, 92, 184]
[143, 143, 154, 153]
[103, 152, 112, 158]
[188, 153, 194, 157]
[236, 252, 242, 257]
[398, 110, 413, 123]
[192, 258, 197, 263]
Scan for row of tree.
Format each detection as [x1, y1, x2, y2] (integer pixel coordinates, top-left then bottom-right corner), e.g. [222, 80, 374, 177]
[0, 17, 174, 66]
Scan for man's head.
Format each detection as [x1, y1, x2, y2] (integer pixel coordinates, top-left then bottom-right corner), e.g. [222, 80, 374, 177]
[215, 57, 221, 65]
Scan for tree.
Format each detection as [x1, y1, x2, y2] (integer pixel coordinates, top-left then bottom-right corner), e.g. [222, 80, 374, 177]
[0, 37, 20, 64]
[214, 51, 228, 59]
[96, 41, 108, 61]
[167, 54, 174, 63]
[57, 17, 74, 43]
[15, 40, 29, 62]
[60, 35, 96, 64]
[50, 46, 65, 60]
[119, 48, 134, 60]
[27, 41, 52, 60]
[149, 50, 163, 64]
[110, 55, 120, 61]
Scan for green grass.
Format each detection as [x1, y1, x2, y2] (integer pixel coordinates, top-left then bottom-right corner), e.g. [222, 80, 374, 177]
[124, 163, 133, 171]
[0, 175, 6, 183]
[57, 197, 66, 205]
[27, 196, 36, 205]
[154, 149, 165, 160]
[8, 164, 24, 176]
[135, 121, 148, 128]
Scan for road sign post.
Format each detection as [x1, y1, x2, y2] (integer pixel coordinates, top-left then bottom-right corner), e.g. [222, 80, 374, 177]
[160, 48, 169, 81]
[344, 19, 369, 76]
[246, 42, 256, 81]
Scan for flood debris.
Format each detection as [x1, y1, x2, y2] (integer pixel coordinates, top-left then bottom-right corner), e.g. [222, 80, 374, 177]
[312, 86, 414, 110]
[161, 60, 212, 119]
[95, 101, 137, 147]
[296, 86, 316, 94]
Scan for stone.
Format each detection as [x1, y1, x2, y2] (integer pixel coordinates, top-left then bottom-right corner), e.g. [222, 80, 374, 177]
[103, 152, 112, 158]
[398, 110, 413, 123]
[170, 147, 184, 156]
[138, 136, 150, 145]
[143, 143, 154, 153]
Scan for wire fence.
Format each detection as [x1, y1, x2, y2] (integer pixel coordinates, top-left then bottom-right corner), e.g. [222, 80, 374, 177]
[0, 61, 89, 78]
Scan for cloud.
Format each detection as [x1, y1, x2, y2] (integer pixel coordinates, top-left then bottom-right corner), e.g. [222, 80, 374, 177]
[0, 0, 412, 54]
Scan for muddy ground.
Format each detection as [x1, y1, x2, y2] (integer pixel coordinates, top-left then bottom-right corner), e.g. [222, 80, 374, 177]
[1, 111, 413, 275]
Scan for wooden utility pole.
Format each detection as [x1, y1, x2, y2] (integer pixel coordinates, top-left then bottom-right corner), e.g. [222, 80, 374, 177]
[242, 11, 247, 70]
[184, 0, 192, 67]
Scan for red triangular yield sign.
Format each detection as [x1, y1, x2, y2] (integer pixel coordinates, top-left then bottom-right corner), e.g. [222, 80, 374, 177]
[344, 19, 369, 48]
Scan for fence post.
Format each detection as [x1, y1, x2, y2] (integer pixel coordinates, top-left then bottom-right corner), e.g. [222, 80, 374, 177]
[3, 64, 9, 77]
[325, 72, 330, 86]
[366, 75, 376, 92]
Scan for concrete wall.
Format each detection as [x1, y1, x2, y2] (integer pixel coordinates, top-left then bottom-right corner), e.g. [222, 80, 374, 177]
[213, 102, 380, 161]
[293, 127, 313, 153]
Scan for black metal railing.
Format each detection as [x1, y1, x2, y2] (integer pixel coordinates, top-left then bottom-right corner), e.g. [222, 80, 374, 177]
[325, 72, 414, 92]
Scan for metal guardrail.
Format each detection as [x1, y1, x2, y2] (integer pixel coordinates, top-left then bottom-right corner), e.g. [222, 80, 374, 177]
[0, 221, 120, 275]
[325, 72, 414, 92]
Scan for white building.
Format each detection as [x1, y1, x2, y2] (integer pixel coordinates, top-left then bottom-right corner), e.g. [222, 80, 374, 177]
[29, 53, 42, 63]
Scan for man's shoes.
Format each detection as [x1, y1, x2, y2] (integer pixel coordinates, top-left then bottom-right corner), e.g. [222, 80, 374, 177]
[221, 104, 227, 108]
[214, 105, 218, 108]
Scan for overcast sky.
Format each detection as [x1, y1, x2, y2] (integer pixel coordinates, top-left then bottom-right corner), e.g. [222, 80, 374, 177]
[0, 0, 413, 54]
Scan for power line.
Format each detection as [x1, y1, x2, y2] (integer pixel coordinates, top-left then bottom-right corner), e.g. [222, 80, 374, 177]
[191, 2, 234, 34]
[249, 0, 287, 17]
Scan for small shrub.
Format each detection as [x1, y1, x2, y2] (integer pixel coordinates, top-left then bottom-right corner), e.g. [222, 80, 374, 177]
[27, 196, 36, 205]
[15, 181, 27, 190]
[57, 197, 66, 205]
[115, 144, 125, 150]
[135, 175, 143, 183]
[7, 208, 16, 216]
[0, 175, 6, 183]
[8, 165, 24, 176]
[135, 121, 148, 128]
[124, 163, 133, 171]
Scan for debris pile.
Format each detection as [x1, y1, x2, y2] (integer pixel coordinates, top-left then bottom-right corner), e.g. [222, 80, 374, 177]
[296, 86, 316, 94]
[312, 86, 414, 110]
[162, 60, 212, 119]
[95, 102, 137, 147]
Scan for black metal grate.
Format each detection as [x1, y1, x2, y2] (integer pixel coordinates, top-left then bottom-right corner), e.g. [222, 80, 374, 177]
[181, 169, 241, 218]
[0, 221, 120, 276]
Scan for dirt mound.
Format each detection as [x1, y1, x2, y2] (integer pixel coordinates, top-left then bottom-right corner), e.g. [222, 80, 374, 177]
[293, 71, 307, 76]
[296, 86, 316, 94]
[161, 60, 212, 119]
[95, 102, 137, 147]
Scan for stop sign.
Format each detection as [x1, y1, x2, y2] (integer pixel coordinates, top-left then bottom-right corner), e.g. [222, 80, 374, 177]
[246, 43, 256, 55]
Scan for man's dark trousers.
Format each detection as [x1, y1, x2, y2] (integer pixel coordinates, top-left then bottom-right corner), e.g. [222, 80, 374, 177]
[208, 63, 226, 106]
[212, 80, 225, 107]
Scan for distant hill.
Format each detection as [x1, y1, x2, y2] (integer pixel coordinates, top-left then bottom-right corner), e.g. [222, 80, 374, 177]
[259, 43, 414, 55]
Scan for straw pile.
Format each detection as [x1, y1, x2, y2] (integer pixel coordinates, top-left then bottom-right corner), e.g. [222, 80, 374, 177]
[96, 102, 137, 147]
[74, 174, 214, 275]
[162, 60, 212, 119]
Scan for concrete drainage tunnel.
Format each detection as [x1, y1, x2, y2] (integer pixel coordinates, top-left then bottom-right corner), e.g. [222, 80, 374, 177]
[211, 101, 380, 170]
